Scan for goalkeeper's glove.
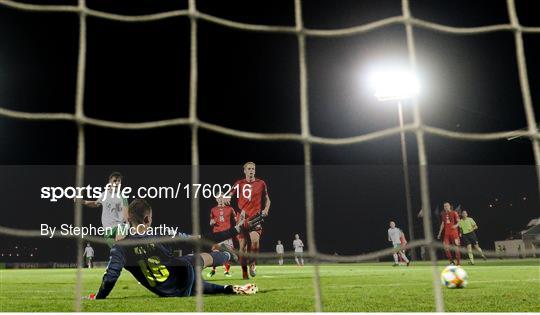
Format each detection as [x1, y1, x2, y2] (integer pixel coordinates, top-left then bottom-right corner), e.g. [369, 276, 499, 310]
[246, 213, 265, 230]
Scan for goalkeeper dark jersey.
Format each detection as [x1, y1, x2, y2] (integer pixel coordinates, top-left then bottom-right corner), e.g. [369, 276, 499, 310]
[96, 227, 238, 299]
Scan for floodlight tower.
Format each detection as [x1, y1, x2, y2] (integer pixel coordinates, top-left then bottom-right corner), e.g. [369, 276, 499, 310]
[372, 70, 420, 260]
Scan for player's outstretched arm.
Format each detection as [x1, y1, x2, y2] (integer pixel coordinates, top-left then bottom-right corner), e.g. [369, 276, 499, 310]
[222, 182, 239, 206]
[75, 198, 101, 208]
[262, 194, 271, 216]
[261, 181, 271, 216]
[437, 222, 444, 239]
[95, 246, 125, 299]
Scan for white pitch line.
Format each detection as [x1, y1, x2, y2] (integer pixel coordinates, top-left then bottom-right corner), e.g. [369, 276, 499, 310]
[323, 278, 540, 289]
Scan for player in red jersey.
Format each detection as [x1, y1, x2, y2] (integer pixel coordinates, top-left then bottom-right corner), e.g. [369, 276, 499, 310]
[207, 195, 236, 278]
[399, 229, 409, 264]
[225, 162, 271, 279]
[437, 202, 462, 265]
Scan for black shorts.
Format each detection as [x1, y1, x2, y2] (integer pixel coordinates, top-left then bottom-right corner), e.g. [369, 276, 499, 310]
[462, 232, 478, 245]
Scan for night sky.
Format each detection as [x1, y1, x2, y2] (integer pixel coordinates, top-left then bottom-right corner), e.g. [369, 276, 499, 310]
[0, 0, 539, 262]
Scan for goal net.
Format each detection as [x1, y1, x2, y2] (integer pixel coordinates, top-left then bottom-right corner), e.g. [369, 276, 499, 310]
[0, 0, 539, 312]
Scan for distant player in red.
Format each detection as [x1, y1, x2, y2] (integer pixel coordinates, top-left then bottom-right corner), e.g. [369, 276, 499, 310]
[437, 202, 461, 265]
[400, 230, 407, 247]
[207, 195, 236, 278]
[225, 162, 271, 279]
[399, 230, 409, 263]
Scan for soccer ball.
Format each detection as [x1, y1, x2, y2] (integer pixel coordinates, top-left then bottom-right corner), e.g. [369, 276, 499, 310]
[440, 265, 468, 288]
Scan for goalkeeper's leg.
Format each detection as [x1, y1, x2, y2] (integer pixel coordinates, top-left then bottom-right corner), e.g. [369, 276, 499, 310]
[201, 281, 230, 294]
[201, 281, 258, 295]
[186, 252, 231, 269]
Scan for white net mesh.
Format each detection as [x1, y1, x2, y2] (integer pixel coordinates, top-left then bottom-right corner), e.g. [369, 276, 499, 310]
[0, 0, 539, 312]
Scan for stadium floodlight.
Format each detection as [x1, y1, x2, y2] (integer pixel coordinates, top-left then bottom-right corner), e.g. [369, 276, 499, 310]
[370, 68, 420, 260]
[371, 70, 420, 101]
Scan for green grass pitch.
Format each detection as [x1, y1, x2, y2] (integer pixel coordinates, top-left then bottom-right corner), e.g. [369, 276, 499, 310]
[1, 259, 538, 312]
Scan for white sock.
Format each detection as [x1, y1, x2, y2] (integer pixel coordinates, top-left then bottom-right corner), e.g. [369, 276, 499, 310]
[393, 253, 399, 263]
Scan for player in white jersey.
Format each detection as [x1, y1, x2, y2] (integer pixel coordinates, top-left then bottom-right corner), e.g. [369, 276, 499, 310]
[83, 243, 95, 268]
[388, 221, 410, 266]
[79, 172, 128, 247]
[275, 240, 284, 265]
[293, 234, 304, 266]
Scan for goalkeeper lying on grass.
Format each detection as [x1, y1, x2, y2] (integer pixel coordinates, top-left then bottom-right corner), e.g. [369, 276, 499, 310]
[88, 198, 259, 299]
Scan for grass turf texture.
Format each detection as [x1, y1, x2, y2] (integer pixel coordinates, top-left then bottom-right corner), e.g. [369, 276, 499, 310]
[1, 259, 538, 312]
